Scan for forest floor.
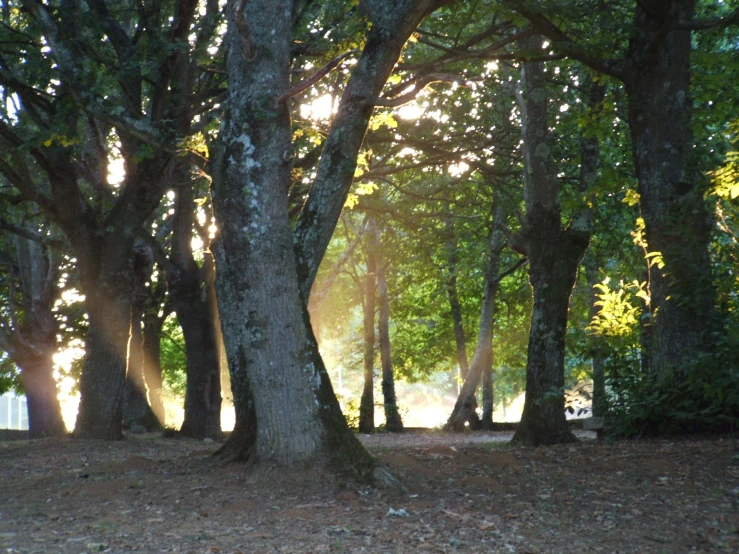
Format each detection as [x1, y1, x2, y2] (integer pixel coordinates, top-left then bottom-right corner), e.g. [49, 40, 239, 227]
[0, 430, 737, 553]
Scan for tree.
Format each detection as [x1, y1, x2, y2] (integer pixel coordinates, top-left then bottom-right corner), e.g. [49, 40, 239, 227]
[509, 0, 739, 394]
[375, 221, 403, 432]
[211, 0, 440, 478]
[0, 0, 217, 438]
[0, 226, 66, 437]
[445, 203, 525, 431]
[504, 36, 604, 446]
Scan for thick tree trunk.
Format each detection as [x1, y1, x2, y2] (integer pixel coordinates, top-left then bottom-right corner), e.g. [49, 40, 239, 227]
[123, 308, 161, 431]
[212, 0, 378, 481]
[6, 236, 66, 438]
[359, 223, 377, 434]
[625, 1, 716, 383]
[75, 291, 131, 440]
[376, 239, 403, 433]
[20, 355, 66, 438]
[446, 205, 506, 432]
[293, 0, 437, 299]
[513, 232, 585, 446]
[176, 300, 222, 440]
[510, 41, 600, 446]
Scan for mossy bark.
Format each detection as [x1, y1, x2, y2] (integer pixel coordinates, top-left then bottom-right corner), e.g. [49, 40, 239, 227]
[212, 0, 382, 483]
[625, 0, 716, 383]
[510, 39, 601, 446]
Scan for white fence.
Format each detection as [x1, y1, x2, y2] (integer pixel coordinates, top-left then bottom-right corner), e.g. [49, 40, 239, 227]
[0, 393, 29, 430]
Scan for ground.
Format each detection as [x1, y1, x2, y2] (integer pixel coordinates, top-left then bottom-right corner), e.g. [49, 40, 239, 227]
[0, 430, 737, 553]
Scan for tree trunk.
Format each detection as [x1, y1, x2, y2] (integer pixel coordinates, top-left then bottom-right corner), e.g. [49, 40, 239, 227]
[212, 0, 378, 481]
[585, 255, 607, 418]
[481, 361, 494, 430]
[169, 184, 221, 440]
[376, 233, 403, 433]
[142, 292, 167, 425]
[510, 41, 601, 446]
[20, 355, 66, 438]
[176, 298, 222, 440]
[359, 221, 377, 434]
[75, 290, 131, 440]
[446, 205, 507, 431]
[444, 215, 470, 381]
[293, 0, 438, 299]
[7, 236, 66, 438]
[123, 244, 162, 432]
[624, 0, 716, 383]
[74, 234, 137, 440]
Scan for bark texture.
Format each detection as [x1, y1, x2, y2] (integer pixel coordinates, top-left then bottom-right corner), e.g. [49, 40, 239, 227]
[212, 0, 377, 481]
[169, 184, 221, 440]
[624, 0, 716, 382]
[510, 42, 601, 446]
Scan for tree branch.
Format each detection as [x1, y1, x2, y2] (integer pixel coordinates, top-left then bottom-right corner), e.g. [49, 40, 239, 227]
[276, 50, 358, 107]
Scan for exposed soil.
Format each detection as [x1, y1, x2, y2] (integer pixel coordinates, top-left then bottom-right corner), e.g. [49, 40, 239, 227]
[1, 430, 737, 553]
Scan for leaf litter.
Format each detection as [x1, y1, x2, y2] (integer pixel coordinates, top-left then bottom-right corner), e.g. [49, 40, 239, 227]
[0, 431, 737, 553]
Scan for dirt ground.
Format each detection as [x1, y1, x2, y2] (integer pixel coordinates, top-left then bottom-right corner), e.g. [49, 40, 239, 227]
[1, 430, 737, 553]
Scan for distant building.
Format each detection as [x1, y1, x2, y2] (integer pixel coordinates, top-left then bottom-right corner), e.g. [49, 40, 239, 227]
[0, 393, 28, 430]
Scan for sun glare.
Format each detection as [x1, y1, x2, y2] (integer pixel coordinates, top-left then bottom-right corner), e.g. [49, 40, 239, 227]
[397, 102, 424, 120]
[300, 94, 335, 121]
[108, 156, 125, 186]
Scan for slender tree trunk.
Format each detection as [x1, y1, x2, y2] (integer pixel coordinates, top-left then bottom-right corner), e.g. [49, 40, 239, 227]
[376, 232, 403, 433]
[446, 205, 507, 431]
[293, 0, 438, 299]
[142, 293, 167, 425]
[444, 215, 470, 381]
[359, 221, 377, 434]
[625, 1, 716, 383]
[212, 0, 378, 481]
[585, 255, 607, 418]
[20, 355, 66, 438]
[481, 361, 494, 430]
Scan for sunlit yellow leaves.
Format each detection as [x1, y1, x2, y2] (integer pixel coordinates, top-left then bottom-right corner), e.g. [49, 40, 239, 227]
[343, 182, 378, 209]
[42, 134, 77, 148]
[177, 133, 209, 158]
[588, 278, 648, 337]
[622, 189, 640, 207]
[368, 111, 398, 131]
[712, 151, 739, 199]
